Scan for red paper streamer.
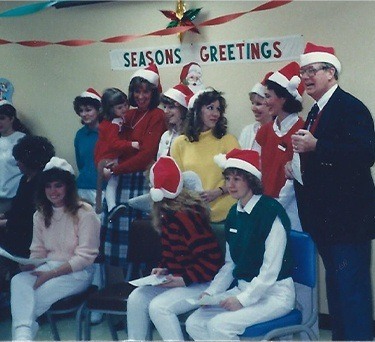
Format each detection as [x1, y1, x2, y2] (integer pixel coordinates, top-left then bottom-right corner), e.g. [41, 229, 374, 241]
[0, 0, 292, 47]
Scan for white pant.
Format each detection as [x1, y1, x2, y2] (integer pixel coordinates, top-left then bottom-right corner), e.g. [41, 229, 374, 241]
[127, 283, 209, 341]
[185, 283, 295, 341]
[11, 261, 94, 340]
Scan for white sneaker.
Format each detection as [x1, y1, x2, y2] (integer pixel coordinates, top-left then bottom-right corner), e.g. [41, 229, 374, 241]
[90, 312, 103, 325]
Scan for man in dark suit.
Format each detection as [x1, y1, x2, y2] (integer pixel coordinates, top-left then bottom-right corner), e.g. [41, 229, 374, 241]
[288, 42, 375, 341]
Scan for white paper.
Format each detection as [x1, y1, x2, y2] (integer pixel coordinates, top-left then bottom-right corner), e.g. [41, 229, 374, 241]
[129, 274, 170, 287]
[0, 247, 48, 266]
[291, 153, 303, 185]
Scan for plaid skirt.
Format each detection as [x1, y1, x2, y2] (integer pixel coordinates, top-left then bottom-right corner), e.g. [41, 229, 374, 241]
[103, 171, 148, 268]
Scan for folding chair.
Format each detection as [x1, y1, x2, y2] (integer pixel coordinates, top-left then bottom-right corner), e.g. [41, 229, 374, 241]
[76, 218, 162, 340]
[239, 230, 318, 340]
[45, 284, 97, 341]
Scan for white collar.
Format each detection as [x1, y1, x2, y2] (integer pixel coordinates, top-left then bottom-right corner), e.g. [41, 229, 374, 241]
[273, 113, 299, 137]
[316, 84, 338, 111]
[237, 194, 261, 214]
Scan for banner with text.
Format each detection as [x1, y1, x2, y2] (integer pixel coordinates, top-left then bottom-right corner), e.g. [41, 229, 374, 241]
[110, 35, 303, 70]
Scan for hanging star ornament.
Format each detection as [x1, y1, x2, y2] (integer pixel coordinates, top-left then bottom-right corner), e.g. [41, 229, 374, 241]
[160, 0, 201, 42]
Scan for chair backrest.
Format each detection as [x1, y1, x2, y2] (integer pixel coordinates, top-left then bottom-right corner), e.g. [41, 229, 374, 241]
[127, 218, 162, 263]
[289, 230, 316, 288]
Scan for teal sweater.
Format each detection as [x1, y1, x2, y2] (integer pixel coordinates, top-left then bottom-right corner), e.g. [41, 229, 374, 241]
[225, 195, 293, 282]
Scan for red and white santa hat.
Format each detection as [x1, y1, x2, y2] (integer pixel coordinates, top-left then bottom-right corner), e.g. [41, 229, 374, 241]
[186, 86, 215, 110]
[149, 156, 184, 202]
[0, 100, 14, 109]
[214, 148, 261, 180]
[131, 63, 161, 90]
[163, 84, 194, 108]
[250, 71, 273, 98]
[43, 156, 75, 175]
[268, 61, 304, 102]
[80, 88, 101, 101]
[180, 62, 202, 83]
[300, 42, 341, 74]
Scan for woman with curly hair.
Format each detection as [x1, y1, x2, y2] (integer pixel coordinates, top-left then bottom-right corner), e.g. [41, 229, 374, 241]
[10, 157, 100, 341]
[127, 156, 223, 341]
[171, 88, 239, 223]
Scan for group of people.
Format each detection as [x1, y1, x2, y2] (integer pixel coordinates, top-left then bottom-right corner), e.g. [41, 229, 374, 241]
[0, 40, 373, 341]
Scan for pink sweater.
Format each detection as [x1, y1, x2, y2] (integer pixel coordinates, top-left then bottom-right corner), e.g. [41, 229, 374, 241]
[30, 202, 100, 272]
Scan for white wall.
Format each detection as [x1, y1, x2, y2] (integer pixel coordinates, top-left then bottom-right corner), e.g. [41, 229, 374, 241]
[1, 0, 374, 316]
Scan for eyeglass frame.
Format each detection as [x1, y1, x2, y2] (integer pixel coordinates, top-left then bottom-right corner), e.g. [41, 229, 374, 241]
[299, 65, 330, 78]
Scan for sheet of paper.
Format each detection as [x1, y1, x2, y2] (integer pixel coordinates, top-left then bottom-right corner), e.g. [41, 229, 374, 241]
[129, 274, 170, 287]
[291, 153, 303, 185]
[0, 247, 48, 266]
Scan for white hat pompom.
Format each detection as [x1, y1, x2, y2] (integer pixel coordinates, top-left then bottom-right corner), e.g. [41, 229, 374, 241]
[214, 153, 227, 169]
[288, 75, 301, 91]
[150, 188, 164, 202]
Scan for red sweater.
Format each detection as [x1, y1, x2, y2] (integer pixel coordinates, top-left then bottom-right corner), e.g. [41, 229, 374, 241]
[159, 206, 223, 286]
[112, 108, 167, 175]
[94, 120, 133, 166]
[256, 118, 304, 197]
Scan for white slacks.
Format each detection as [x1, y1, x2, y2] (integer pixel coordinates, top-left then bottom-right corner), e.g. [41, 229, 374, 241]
[11, 261, 94, 340]
[127, 282, 209, 341]
[185, 283, 295, 341]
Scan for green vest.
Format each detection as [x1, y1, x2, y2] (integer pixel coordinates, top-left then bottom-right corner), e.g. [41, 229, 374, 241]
[225, 195, 293, 282]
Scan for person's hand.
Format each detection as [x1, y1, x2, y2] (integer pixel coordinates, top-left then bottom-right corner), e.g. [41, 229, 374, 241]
[0, 219, 7, 228]
[19, 264, 36, 272]
[220, 296, 243, 311]
[284, 161, 295, 180]
[291, 130, 317, 153]
[159, 275, 185, 288]
[132, 141, 140, 150]
[31, 270, 54, 289]
[200, 189, 221, 202]
[151, 268, 168, 276]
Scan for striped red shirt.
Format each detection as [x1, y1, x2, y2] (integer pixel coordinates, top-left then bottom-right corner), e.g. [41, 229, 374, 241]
[159, 206, 223, 286]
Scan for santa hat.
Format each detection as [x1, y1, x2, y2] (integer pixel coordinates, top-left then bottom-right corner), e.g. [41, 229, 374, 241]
[187, 86, 215, 110]
[300, 42, 341, 74]
[214, 148, 261, 180]
[268, 62, 304, 102]
[180, 62, 202, 83]
[131, 63, 161, 92]
[0, 100, 14, 109]
[149, 156, 183, 202]
[250, 83, 266, 98]
[79, 88, 101, 102]
[43, 156, 75, 175]
[163, 84, 194, 108]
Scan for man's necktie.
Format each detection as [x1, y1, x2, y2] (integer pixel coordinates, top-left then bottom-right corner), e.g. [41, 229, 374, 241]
[305, 103, 319, 131]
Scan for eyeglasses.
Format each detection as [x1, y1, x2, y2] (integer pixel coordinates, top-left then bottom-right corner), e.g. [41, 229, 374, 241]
[299, 66, 328, 77]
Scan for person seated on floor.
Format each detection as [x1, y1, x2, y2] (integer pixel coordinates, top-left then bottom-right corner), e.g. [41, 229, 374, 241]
[185, 148, 295, 340]
[10, 157, 100, 341]
[126, 156, 223, 341]
[0, 136, 55, 293]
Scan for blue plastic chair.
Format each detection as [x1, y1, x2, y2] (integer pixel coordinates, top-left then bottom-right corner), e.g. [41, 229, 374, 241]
[239, 230, 318, 341]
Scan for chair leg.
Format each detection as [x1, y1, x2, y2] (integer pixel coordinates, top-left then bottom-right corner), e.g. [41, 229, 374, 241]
[76, 303, 86, 341]
[46, 313, 60, 341]
[107, 314, 119, 340]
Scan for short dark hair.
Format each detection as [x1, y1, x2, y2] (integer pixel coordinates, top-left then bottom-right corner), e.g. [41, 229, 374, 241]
[101, 88, 128, 121]
[12, 135, 55, 170]
[0, 104, 30, 135]
[73, 96, 101, 115]
[184, 89, 228, 142]
[128, 77, 160, 109]
[265, 80, 303, 114]
[223, 167, 263, 195]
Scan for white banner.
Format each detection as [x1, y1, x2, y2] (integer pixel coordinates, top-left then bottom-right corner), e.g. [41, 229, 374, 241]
[109, 35, 304, 71]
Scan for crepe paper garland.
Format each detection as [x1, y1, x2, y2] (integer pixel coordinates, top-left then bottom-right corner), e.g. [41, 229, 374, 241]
[0, 1, 57, 18]
[0, 0, 292, 47]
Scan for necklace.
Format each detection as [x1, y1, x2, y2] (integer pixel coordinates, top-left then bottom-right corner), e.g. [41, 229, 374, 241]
[130, 110, 149, 129]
